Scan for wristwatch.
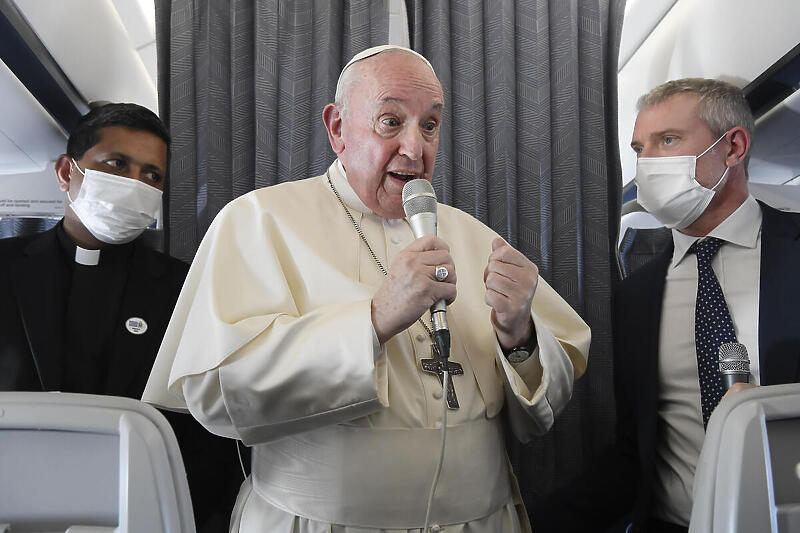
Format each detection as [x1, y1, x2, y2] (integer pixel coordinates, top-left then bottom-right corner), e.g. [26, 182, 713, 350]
[506, 346, 532, 364]
[504, 336, 537, 364]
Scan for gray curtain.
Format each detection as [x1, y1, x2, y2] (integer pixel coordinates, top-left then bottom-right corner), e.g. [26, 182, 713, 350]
[406, 0, 625, 506]
[156, 0, 389, 262]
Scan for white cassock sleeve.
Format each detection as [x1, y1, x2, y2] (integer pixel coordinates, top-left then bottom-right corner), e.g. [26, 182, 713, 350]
[182, 301, 387, 445]
[142, 193, 388, 445]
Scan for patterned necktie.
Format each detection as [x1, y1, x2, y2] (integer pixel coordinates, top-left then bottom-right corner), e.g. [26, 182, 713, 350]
[690, 237, 737, 428]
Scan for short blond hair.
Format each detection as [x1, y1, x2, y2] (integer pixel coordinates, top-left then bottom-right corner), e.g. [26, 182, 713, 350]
[638, 78, 754, 171]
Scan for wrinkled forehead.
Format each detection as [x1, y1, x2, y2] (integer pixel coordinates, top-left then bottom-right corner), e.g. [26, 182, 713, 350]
[361, 65, 443, 121]
[635, 93, 703, 132]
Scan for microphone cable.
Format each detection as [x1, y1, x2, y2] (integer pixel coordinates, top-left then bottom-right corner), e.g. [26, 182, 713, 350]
[235, 439, 248, 480]
[423, 369, 449, 533]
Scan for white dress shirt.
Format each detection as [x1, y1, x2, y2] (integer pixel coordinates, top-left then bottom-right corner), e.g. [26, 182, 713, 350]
[653, 195, 762, 526]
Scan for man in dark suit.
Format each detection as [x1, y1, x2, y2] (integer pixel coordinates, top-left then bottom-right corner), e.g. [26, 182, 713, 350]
[0, 103, 242, 532]
[534, 78, 800, 533]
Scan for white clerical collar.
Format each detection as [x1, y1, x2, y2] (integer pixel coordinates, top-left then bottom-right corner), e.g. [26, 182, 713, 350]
[671, 194, 762, 267]
[330, 159, 374, 215]
[75, 246, 101, 266]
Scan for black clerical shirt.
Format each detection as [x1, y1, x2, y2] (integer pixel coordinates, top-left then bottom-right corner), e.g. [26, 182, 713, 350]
[55, 223, 133, 394]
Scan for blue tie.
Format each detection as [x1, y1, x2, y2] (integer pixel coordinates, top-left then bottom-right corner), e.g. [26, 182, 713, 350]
[690, 237, 737, 428]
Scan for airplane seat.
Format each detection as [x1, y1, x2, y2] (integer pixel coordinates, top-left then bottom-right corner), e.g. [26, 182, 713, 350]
[618, 199, 670, 278]
[0, 217, 59, 240]
[0, 392, 195, 533]
[690, 383, 800, 533]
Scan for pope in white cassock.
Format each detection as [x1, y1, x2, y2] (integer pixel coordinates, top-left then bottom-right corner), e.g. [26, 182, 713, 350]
[143, 45, 591, 532]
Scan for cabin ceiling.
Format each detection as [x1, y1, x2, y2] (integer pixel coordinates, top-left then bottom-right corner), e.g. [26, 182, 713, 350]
[0, 0, 155, 175]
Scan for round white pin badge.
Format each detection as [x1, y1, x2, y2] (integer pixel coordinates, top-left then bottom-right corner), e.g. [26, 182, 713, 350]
[125, 317, 148, 335]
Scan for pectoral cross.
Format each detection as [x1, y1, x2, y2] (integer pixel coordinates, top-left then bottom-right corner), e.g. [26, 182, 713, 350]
[420, 346, 463, 409]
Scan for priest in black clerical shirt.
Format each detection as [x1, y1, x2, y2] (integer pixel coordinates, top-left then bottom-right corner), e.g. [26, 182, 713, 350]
[0, 103, 242, 533]
[58, 221, 133, 393]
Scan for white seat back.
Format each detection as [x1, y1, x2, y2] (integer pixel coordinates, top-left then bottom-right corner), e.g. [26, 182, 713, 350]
[0, 392, 195, 533]
[690, 383, 800, 533]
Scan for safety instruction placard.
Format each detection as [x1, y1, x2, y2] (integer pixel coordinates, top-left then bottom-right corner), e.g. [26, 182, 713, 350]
[0, 162, 65, 218]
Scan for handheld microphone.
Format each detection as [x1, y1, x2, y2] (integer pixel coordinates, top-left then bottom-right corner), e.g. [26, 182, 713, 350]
[718, 342, 750, 391]
[402, 179, 450, 359]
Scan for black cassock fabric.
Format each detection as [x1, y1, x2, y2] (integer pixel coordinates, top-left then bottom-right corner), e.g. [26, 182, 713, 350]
[57, 224, 131, 394]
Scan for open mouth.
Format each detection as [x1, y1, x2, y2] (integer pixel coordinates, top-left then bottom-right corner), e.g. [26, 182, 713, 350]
[388, 171, 419, 182]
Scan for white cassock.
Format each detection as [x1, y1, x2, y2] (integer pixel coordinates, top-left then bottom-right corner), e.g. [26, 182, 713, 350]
[143, 160, 590, 532]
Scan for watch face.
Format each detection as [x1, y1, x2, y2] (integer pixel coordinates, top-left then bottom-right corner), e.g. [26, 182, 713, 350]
[507, 350, 530, 364]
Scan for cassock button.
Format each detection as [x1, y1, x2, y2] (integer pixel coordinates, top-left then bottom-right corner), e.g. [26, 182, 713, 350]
[416, 334, 426, 342]
[391, 235, 400, 244]
[433, 389, 443, 400]
[125, 317, 148, 335]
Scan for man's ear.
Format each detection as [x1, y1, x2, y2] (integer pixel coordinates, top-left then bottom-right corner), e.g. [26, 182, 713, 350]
[322, 103, 345, 154]
[725, 126, 750, 168]
[54, 154, 73, 192]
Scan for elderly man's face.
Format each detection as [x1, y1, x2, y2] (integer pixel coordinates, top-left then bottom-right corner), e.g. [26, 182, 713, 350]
[630, 93, 728, 190]
[334, 52, 443, 219]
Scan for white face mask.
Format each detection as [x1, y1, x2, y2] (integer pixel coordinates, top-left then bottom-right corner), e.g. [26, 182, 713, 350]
[634, 132, 729, 229]
[67, 160, 163, 244]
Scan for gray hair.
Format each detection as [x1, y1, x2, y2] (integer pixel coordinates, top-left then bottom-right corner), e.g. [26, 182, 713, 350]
[638, 78, 754, 171]
[334, 64, 358, 113]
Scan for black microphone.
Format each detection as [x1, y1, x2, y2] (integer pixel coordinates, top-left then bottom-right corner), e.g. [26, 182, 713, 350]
[402, 179, 450, 359]
[718, 342, 750, 391]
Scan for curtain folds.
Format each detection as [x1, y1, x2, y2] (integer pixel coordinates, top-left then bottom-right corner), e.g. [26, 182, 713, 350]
[406, 0, 625, 507]
[156, 0, 389, 262]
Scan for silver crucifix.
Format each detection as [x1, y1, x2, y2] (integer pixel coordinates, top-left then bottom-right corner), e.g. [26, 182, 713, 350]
[420, 346, 463, 409]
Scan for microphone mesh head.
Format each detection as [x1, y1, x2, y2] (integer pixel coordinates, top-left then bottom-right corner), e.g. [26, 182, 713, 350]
[718, 342, 750, 373]
[402, 179, 437, 218]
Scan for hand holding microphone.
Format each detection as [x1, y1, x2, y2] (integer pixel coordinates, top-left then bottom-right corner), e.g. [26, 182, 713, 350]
[369, 180, 456, 346]
[402, 179, 452, 358]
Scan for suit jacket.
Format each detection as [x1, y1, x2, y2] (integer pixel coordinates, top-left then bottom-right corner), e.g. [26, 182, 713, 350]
[533, 202, 800, 532]
[0, 224, 244, 533]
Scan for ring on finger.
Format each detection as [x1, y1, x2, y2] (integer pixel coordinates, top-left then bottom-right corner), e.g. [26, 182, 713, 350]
[435, 265, 449, 282]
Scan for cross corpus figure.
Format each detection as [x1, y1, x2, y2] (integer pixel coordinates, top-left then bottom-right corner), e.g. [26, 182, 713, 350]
[420, 346, 464, 409]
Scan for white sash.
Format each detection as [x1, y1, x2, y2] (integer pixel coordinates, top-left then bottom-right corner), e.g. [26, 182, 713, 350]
[250, 417, 512, 528]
